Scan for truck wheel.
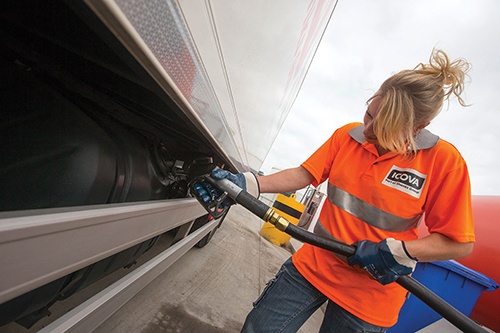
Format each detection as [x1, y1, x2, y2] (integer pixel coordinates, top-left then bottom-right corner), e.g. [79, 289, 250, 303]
[193, 210, 229, 248]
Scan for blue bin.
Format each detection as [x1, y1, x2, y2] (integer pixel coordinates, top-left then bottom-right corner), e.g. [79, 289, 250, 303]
[388, 260, 498, 333]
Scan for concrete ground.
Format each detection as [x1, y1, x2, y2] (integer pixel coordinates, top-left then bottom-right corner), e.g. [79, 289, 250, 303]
[93, 204, 324, 333]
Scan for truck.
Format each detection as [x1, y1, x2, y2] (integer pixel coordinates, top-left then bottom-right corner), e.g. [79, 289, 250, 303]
[0, 0, 337, 330]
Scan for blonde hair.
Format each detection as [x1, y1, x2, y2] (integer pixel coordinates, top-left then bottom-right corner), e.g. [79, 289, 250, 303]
[373, 49, 470, 156]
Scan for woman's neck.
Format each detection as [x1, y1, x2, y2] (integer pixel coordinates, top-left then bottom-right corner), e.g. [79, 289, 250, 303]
[376, 145, 390, 156]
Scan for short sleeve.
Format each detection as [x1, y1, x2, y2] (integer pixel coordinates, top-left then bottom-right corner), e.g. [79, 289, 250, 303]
[423, 144, 475, 243]
[301, 123, 359, 187]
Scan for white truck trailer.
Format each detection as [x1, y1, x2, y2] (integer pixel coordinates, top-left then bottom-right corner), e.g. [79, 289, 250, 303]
[0, 0, 337, 330]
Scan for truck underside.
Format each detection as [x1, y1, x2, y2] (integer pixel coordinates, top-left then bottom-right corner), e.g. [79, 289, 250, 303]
[0, 0, 226, 327]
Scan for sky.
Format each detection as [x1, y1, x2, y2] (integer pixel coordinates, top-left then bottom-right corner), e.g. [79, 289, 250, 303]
[260, 0, 500, 196]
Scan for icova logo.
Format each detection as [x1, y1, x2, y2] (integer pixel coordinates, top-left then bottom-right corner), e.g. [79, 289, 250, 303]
[387, 170, 424, 189]
[382, 166, 427, 198]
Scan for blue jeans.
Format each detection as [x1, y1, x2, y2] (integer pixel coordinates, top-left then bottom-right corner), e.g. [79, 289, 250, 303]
[241, 258, 387, 333]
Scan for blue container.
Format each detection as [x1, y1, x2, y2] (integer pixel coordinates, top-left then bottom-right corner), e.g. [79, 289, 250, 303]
[388, 260, 498, 333]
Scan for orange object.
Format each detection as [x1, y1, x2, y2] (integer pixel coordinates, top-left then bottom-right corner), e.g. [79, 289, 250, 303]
[419, 196, 500, 332]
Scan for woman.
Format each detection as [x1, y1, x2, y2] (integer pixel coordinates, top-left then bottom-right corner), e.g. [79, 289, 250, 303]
[206, 49, 475, 332]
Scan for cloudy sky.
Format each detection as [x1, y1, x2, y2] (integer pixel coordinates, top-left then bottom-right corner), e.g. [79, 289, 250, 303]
[260, 0, 500, 196]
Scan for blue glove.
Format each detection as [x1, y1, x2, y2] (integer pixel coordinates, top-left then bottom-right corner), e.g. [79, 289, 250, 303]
[192, 169, 259, 207]
[347, 238, 417, 285]
[210, 169, 247, 192]
[210, 169, 260, 203]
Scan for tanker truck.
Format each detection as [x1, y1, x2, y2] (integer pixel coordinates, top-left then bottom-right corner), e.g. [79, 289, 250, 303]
[0, 0, 337, 329]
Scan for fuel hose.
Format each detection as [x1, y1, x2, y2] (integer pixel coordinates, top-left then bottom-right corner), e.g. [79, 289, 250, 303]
[206, 176, 488, 333]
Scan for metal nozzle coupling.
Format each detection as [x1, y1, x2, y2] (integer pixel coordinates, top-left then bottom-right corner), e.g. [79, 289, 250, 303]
[263, 208, 289, 231]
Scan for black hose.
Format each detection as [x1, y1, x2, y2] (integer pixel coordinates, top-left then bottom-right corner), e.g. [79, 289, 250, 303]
[285, 222, 355, 257]
[235, 190, 270, 219]
[284, 223, 487, 333]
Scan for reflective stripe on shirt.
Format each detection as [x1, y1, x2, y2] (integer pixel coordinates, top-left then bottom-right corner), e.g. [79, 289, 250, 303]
[327, 183, 423, 232]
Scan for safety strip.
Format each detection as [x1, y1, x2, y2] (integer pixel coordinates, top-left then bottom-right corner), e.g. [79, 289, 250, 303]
[327, 183, 422, 232]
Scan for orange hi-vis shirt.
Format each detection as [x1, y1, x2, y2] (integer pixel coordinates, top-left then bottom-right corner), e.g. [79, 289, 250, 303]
[292, 122, 475, 327]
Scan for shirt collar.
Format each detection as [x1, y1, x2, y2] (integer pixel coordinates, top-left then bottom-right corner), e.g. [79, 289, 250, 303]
[348, 124, 439, 150]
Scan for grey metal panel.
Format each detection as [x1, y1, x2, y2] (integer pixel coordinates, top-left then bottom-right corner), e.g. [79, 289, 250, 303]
[36, 219, 218, 333]
[85, 0, 338, 172]
[179, 0, 339, 171]
[115, 0, 246, 168]
[84, 0, 244, 171]
[0, 199, 206, 304]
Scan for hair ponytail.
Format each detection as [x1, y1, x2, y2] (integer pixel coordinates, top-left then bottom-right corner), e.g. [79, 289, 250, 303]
[416, 48, 470, 107]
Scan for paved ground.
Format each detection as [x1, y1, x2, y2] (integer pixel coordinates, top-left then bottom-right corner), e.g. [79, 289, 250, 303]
[93, 204, 324, 333]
